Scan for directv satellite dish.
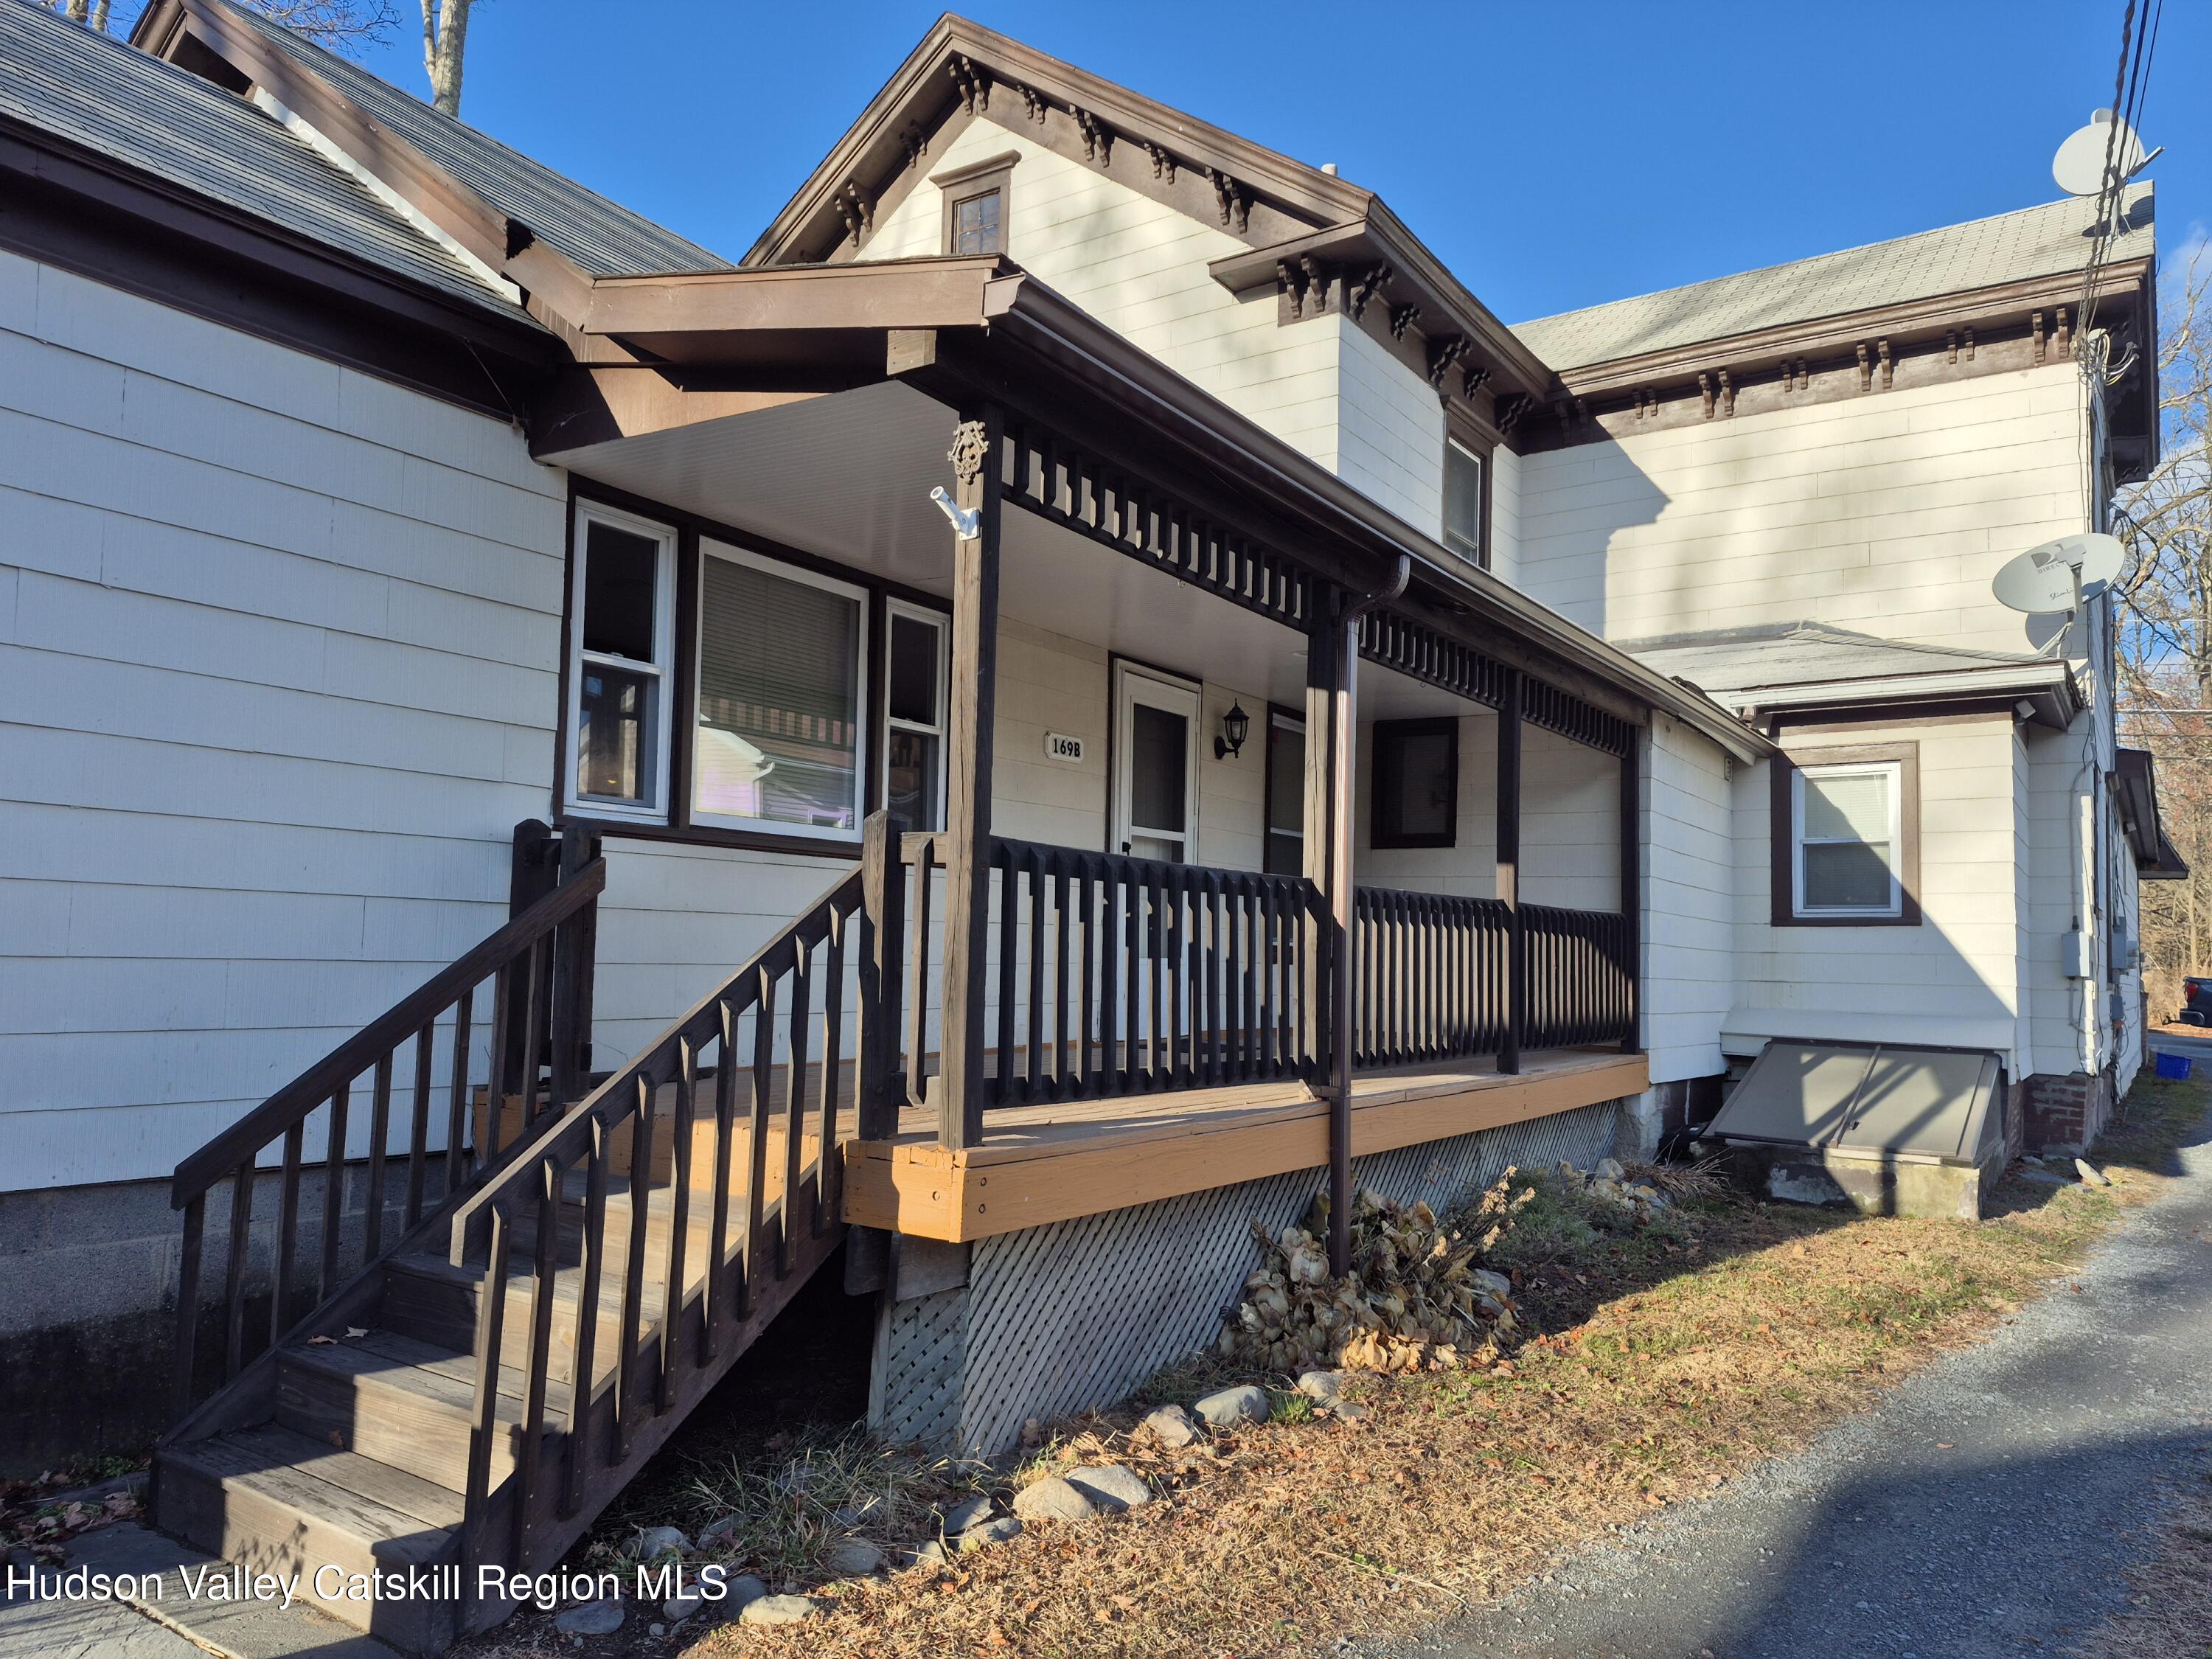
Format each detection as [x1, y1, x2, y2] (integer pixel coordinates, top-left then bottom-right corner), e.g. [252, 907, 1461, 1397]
[1992, 544, 2083, 616]
[2039, 530, 2125, 587]
[2053, 108, 2160, 198]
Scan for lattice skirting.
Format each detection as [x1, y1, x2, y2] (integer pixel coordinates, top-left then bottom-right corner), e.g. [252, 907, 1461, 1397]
[870, 1100, 1621, 1456]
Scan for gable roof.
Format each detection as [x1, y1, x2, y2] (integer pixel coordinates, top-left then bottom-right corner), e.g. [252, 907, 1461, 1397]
[1, 0, 521, 320]
[137, 0, 729, 279]
[1514, 187, 2155, 372]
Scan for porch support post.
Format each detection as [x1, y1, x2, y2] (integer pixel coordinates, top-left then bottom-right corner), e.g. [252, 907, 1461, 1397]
[1497, 672, 1523, 1075]
[937, 408, 1002, 1152]
[1299, 611, 1342, 1088]
[1301, 598, 1360, 1278]
[1619, 728, 1641, 1054]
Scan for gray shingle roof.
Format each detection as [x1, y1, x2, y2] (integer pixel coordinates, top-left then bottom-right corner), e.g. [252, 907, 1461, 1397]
[203, 0, 731, 278]
[1621, 621, 2058, 695]
[1, 0, 524, 317]
[1514, 186, 2155, 372]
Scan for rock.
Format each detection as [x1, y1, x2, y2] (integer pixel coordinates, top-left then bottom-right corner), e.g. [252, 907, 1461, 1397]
[1193, 1384, 1270, 1427]
[1595, 1157, 1627, 1182]
[1333, 1402, 1371, 1424]
[1065, 1464, 1152, 1512]
[829, 1495, 883, 1530]
[959, 1515, 1023, 1551]
[1141, 1404, 1198, 1447]
[939, 1494, 995, 1535]
[903, 1540, 949, 1569]
[725, 1573, 768, 1609]
[698, 1512, 745, 1544]
[554, 1598, 625, 1637]
[2076, 1158, 2112, 1187]
[1470, 1268, 1513, 1298]
[1012, 1475, 1099, 1523]
[633, 1525, 690, 1559]
[824, 1537, 886, 1576]
[662, 1590, 703, 1621]
[2019, 1167, 2073, 1186]
[740, 1593, 820, 1627]
[1296, 1369, 1344, 1405]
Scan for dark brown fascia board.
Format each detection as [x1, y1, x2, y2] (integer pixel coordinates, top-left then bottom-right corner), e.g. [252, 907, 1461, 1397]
[1208, 219, 1559, 401]
[1726, 659, 2081, 733]
[569, 254, 1012, 340]
[742, 13, 1372, 268]
[150, 0, 514, 274]
[1550, 258, 2156, 398]
[0, 113, 555, 417]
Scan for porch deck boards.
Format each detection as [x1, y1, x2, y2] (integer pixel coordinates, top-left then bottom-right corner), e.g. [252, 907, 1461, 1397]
[844, 1046, 1647, 1241]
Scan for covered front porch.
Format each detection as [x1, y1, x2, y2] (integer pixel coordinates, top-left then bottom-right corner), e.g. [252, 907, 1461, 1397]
[522, 252, 1751, 1271]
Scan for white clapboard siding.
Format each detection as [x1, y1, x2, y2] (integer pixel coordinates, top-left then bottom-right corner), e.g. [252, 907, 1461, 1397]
[860, 118, 1441, 532]
[1353, 714, 1621, 912]
[1514, 365, 2090, 655]
[1727, 717, 2026, 1059]
[1644, 714, 1733, 1085]
[0, 251, 563, 1192]
[2024, 717, 2101, 1078]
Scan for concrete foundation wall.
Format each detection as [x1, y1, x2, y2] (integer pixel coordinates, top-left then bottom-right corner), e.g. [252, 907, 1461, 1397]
[869, 1102, 1621, 1455]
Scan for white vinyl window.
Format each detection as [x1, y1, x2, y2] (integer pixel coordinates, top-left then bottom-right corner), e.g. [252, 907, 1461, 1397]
[883, 600, 950, 832]
[692, 540, 870, 841]
[1792, 762, 1902, 918]
[1443, 437, 1486, 568]
[566, 504, 677, 821]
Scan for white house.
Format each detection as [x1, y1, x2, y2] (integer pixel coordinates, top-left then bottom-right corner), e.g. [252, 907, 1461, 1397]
[0, 1, 2180, 1645]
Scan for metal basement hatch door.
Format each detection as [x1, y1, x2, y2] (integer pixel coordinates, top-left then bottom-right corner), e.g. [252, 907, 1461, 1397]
[1707, 1040, 2003, 1166]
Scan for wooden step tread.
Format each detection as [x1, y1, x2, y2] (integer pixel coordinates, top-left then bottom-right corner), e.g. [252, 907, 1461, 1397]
[285, 1330, 570, 1430]
[163, 1425, 460, 1559]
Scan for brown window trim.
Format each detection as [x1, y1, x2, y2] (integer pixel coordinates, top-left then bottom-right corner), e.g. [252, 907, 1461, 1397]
[554, 479, 951, 858]
[1441, 409, 1495, 571]
[1370, 716, 1461, 851]
[935, 151, 1018, 257]
[1770, 740, 1922, 928]
[1261, 700, 1307, 877]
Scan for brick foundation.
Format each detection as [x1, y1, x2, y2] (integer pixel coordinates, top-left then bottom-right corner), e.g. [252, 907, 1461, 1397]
[2021, 1065, 2118, 1155]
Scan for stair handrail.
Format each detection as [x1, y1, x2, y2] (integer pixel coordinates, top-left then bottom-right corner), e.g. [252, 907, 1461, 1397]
[441, 826, 891, 1585]
[165, 844, 606, 1426]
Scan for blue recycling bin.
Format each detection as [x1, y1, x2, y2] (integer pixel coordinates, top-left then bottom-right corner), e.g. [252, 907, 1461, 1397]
[2156, 1051, 2192, 1081]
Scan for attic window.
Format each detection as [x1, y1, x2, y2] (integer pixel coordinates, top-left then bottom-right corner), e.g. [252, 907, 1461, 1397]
[935, 152, 1018, 258]
[1443, 437, 1486, 568]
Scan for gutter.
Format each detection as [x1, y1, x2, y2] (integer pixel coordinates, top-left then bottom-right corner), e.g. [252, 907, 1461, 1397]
[1712, 661, 2082, 731]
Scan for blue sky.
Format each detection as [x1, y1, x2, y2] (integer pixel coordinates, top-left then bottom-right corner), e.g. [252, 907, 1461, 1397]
[337, 1, 2204, 324]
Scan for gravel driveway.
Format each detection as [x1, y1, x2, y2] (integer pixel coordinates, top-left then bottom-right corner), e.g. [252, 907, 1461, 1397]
[1373, 1116, 2212, 1659]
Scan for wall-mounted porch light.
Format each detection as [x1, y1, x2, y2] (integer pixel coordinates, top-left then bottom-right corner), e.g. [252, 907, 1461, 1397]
[1215, 701, 1250, 760]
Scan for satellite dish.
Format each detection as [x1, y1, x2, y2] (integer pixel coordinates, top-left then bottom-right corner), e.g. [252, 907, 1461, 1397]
[2039, 530, 2125, 587]
[2052, 108, 2159, 198]
[1992, 545, 2082, 616]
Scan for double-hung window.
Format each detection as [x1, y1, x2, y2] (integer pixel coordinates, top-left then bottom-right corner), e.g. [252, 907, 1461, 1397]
[883, 600, 950, 831]
[568, 505, 676, 820]
[692, 540, 870, 840]
[1443, 437, 1486, 568]
[1792, 762, 1902, 919]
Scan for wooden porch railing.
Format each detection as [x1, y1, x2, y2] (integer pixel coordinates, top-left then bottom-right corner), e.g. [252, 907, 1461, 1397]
[439, 860, 869, 1583]
[1523, 903, 1636, 1048]
[866, 817, 1633, 1123]
[1350, 886, 1513, 1069]
[166, 829, 605, 1423]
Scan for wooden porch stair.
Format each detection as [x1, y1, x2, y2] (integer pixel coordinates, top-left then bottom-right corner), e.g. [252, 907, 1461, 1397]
[154, 1147, 841, 1652]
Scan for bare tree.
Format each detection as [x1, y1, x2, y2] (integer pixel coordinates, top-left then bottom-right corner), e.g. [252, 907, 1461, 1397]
[2115, 252, 2212, 1002]
[419, 0, 471, 116]
[49, 0, 398, 49]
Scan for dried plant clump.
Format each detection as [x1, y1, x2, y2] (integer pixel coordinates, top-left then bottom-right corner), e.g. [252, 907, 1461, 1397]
[1218, 1176, 1534, 1376]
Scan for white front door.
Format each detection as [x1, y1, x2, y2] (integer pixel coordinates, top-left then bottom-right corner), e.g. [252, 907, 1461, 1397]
[1111, 662, 1200, 863]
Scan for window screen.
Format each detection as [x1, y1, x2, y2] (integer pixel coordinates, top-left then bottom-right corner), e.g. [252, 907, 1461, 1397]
[1443, 439, 1485, 567]
[1797, 765, 1898, 914]
[694, 550, 865, 835]
[573, 512, 669, 811]
[951, 189, 1001, 255]
[884, 608, 947, 831]
[1265, 714, 1306, 877]
[1371, 718, 1458, 849]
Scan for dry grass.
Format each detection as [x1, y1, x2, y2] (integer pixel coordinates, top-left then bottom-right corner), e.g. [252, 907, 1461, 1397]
[675, 1076, 2208, 1659]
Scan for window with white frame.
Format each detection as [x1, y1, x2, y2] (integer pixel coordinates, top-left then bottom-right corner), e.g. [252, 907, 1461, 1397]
[692, 540, 869, 840]
[1792, 762, 1902, 917]
[883, 601, 950, 831]
[568, 505, 676, 818]
[1443, 437, 1485, 568]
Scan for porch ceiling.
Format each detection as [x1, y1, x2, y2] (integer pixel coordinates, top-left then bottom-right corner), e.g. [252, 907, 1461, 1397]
[557, 378, 1468, 719]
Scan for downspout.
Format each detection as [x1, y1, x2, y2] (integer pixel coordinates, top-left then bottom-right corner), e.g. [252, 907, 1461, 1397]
[1326, 554, 1412, 1277]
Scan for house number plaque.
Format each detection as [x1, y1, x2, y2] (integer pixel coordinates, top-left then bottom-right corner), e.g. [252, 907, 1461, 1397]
[1043, 732, 1085, 763]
